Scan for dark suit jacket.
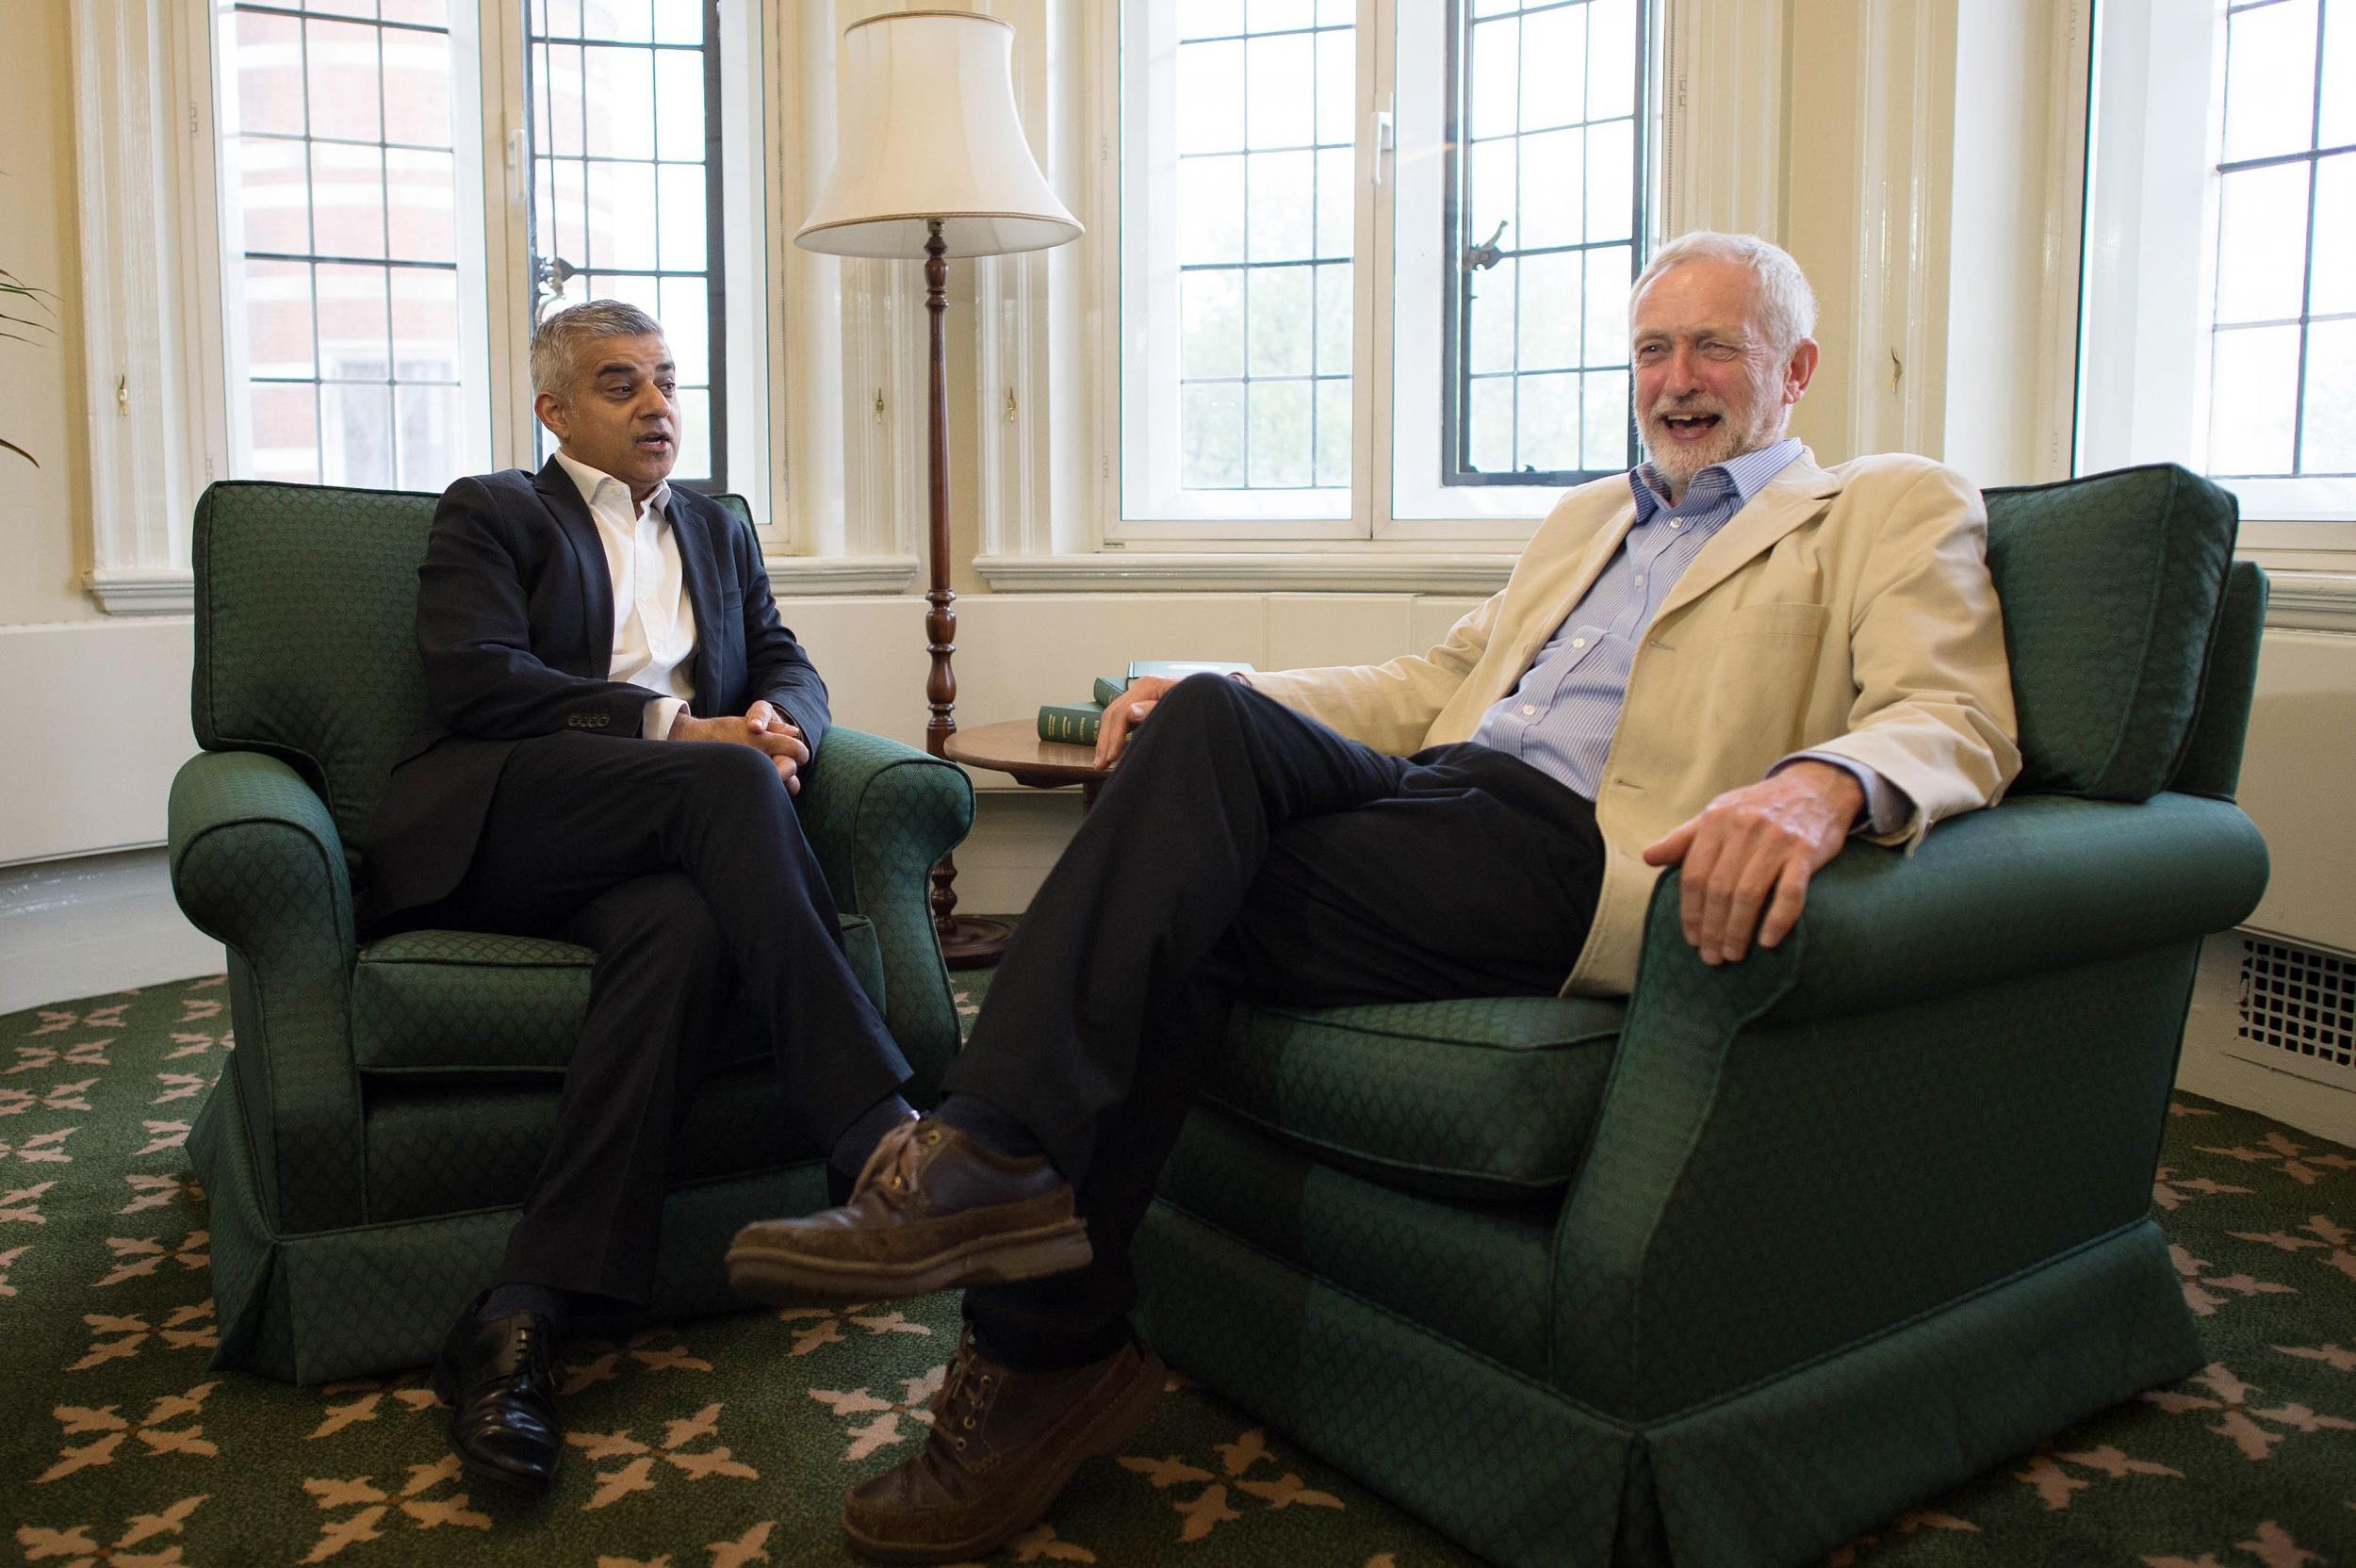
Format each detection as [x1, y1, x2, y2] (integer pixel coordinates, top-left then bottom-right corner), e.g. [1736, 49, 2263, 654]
[360, 456, 832, 926]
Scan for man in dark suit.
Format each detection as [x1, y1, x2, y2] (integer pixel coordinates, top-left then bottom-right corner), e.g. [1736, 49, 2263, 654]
[362, 300, 917, 1493]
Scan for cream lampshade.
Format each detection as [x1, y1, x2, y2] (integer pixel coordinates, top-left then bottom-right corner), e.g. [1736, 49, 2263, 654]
[795, 9, 1081, 259]
[794, 7, 1082, 967]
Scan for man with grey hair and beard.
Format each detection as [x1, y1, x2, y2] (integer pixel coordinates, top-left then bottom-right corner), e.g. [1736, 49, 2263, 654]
[727, 231, 2022, 1563]
[360, 300, 920, 1493]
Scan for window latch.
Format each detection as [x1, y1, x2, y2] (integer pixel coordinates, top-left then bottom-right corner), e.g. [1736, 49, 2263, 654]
[1465, 220, 1508, 272]
[1371, 95, 1395, 187]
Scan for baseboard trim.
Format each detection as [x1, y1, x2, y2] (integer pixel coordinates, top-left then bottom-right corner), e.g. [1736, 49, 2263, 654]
[0, 848, 221, 1015]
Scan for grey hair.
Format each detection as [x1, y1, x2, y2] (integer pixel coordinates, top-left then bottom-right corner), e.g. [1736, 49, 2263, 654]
[531, 300, 666, 398]
[1630, 232, 1818, 356]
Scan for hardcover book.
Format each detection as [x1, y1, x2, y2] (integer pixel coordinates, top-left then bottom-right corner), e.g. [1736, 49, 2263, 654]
[1036, 701, 1104, 745]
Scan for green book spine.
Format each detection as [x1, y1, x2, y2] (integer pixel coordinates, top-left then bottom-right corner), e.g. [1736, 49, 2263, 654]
[1092, 675, 1129, 708]
[1037, 702, 1104, 745]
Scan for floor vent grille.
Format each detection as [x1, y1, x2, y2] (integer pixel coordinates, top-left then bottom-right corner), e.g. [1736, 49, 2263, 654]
[2237, 939, 2356, 1082]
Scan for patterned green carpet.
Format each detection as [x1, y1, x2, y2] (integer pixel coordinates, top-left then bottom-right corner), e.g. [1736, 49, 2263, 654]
[2, 972, 2351, 1567]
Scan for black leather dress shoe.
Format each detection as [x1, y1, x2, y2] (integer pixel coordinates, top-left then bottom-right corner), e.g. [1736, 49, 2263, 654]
[430, 1295, 564, 1493]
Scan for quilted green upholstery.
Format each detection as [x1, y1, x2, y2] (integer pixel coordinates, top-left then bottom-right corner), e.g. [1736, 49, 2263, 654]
[172, 478, 972, 1382]
[1983, 464, 2237, 801]
[1207, 994, 1620, 1199]
[1136, 465, 2271, 1568]
[352, 915, 885, 1073]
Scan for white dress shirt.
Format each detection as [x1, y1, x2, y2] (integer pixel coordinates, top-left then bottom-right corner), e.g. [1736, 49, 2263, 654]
[552, 449, 698, 740]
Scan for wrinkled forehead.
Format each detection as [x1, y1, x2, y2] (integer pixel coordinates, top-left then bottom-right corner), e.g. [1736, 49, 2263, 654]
[1629, 260, 1763, 340]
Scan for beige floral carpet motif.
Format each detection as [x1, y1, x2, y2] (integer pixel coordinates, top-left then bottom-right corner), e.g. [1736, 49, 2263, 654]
[1, 972, 2351, 1566]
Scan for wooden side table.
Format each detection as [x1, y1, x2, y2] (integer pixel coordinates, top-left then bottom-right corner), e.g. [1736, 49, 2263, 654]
[943, 720, 1115, 808]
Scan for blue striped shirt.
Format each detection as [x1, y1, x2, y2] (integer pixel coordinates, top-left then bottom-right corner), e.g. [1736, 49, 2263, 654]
[1469, 438, 1906, 829]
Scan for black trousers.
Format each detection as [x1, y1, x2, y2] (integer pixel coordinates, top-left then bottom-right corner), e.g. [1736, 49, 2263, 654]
[941, 674, 1606, 1368]
[389, 732, 911, 1306]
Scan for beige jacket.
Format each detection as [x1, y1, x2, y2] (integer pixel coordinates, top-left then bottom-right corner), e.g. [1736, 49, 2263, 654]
[1246, 449, 2021, 996]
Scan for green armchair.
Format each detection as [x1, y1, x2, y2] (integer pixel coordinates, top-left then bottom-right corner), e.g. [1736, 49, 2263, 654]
[171, 480, 973, 1386]
[1133, 464, 2272, 1568]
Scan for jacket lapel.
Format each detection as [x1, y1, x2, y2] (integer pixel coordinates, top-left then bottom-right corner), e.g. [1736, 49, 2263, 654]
[1497, 487, 1642, 683]
[532, 454, 615, 669]
[1651, 449, 1844, 625]
[666, 490, 730, 710]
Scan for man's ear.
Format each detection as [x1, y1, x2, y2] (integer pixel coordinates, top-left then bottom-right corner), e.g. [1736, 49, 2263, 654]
[1782, 337, 1821, 407]
[535, 389, 569, 443]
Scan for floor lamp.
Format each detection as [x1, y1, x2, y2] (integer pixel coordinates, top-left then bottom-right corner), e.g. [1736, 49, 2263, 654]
[794, 9, 1081, 968]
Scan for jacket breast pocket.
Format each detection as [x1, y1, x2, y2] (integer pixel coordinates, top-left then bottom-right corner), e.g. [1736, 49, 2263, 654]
[1702, 601, 1833, 770]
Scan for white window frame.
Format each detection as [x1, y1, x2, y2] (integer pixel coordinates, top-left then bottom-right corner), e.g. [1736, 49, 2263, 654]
[2078, 0, 2356, 549]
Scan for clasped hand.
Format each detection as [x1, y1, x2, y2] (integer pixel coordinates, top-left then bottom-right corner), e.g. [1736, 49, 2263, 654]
[1641, 760, 1863, 965]
[673, 700, 808, 793]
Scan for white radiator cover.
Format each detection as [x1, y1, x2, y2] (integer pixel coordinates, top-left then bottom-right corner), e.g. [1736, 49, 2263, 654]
[2181, 932, 2356, 1150]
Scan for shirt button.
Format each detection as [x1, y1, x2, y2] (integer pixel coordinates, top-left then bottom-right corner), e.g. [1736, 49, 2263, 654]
[1520, 703, 1536, 717]
[1570, 637, 1587, 648]
[1633, 575, 1644, 587]
[1668, 520, 1681, 530]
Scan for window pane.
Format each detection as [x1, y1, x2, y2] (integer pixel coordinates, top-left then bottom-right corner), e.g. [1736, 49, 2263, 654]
[396, 383, 462, 490]
[231, 10, 305, 138]
[1518, 127, 1581, 250]
[1587, 0, 1640, 121]
[2223, 0, 2318, 164]
[2209, 325, 2301, 474]
[386, 148, 455, 263]
[1249, 380, 1314, 487]
[243, 260, 316, 380]
[2217, 163, 2312, 324]
[1316, 26, 1354, 146]
[306, 19, 383, 144]
[1179, 155, 1246, 264]
[1469, 138, 1516, 254]
[1581, 368, 1630, 470]
[1469, 17, 1519, 141]
[1315, 260, 1352, 375]
[659, 275, 710, 386]
[586, 158, 659, 271]
[312, 141, 388, 260]
[657, 162, 709, 271]
[1585, 118, 1635, 243]
[1247, 32, 1315, 149]
[1517, 370, 1578, 472]
[2301, 318, 2356, 471]
[382, 28, 452, 147]
[582, 0, 654, 45]
[1182, 0, 1245, 41]
[1182, 383, 1246, 486]
[1583, 244, 1632, 365]
[1520, 6, 1584, 130]
[250, 383, 320, 482]
[1315, 377, 1351, 487]
[232, 137, 312, 253]
[1247, 265, 1313, 376]
[673, 386, 711, 480]
[1469, 256, 1516, 375]
[538, 44, 584, 156]
[1251, 0, 1316, 29]
[2309, 152, 2353, 318]
[1467, 377, 1513, 472]
[316, 261, 390, 376]
[383, 0, 448, 23]
[652, 0, 702, 47]
[654, 45, 705, 163]
[1518, 250, 1578, 369]
[321, 379, 395, 488]
[1178, 41, 1245, 155]
[1316, 146, 1353, 255]
[1183, 270, 1246, 378]
[2323, 0, 2354, 147]
[581, 45, 656, 159]
[1248, 150, 1317, 260]
[390, 264, 458, 372]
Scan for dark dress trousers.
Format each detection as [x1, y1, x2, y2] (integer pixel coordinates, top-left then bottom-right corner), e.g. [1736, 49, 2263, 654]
[361, 456, 910, 1305]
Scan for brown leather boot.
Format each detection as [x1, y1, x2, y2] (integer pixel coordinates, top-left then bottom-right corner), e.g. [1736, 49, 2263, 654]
[842, 1330, 1168, 1563]
[727, 1118, 1092, 1306]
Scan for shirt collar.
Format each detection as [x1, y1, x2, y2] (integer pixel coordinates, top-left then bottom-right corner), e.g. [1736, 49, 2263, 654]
[553, 447, 671, 521]
[1629, 436, 1804, 524]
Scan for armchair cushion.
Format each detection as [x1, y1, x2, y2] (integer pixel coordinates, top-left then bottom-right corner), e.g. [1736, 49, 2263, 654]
[350, 917, 886, 1075]
[1205, 994, 1623, 1200]
[1982, 464, 2236, 801]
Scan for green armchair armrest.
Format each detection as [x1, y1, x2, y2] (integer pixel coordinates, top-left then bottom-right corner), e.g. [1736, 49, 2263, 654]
[168, 749, 364, 1233]
[1553, 790, 2268, 1419]
[794, 727, 975, 1093]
